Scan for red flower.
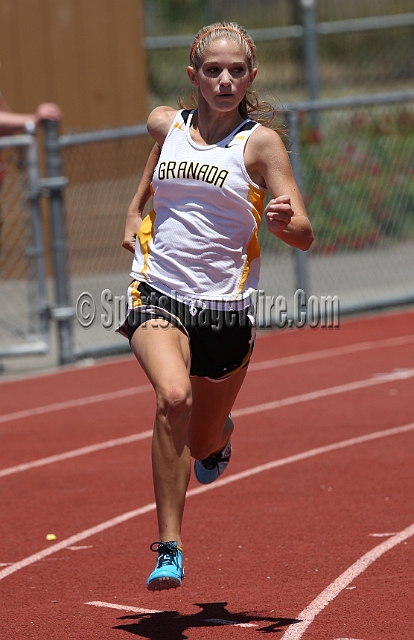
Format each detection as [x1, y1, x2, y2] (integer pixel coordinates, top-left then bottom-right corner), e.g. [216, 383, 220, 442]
[306, 129, 322, 145]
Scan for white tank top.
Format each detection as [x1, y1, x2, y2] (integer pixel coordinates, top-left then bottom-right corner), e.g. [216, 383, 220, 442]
[131, 109, 266, 308]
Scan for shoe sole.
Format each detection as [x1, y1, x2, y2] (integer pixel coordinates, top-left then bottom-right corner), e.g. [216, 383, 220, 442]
[147, 576, 182, 591]
[194, 463, 226, 483]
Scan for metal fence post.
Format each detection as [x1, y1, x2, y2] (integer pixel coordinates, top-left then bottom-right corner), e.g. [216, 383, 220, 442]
[301, 0, 320, 127]
[25, 123, 50, 340]
[43, 119, 74, 365]
[286, 109, 309, 296]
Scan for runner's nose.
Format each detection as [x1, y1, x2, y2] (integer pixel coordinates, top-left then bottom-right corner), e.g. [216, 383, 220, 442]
[219, 70, 232, 86]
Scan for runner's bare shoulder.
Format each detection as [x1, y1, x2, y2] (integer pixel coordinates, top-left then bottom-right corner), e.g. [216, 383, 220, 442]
[147, 106, 178, 145]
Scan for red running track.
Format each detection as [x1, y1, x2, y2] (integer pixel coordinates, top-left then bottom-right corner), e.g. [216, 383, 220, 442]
[0, 309, 413, 639]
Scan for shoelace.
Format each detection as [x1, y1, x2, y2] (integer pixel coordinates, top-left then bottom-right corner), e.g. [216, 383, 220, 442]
[201, 447, 230, 470]
[150, 541, 180, 568]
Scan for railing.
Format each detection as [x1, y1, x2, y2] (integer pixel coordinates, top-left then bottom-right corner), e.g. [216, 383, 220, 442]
[0, 130, 50, 358]
[144, 5, 414, 108]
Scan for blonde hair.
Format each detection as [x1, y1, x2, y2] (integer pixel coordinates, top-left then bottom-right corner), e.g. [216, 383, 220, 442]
[186, 21, 278, 128]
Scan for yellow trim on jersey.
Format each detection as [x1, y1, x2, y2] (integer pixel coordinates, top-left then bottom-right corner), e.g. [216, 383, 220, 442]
[237, 184, 265, 294]
[248, 183, 265, 227]
[238, 231, 260, 293]
[174, 122, 184, 131]
[137, 209, 157, 277]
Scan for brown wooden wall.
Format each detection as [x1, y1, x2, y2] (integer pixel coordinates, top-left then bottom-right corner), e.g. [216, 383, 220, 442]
[0, 0, 149, 132]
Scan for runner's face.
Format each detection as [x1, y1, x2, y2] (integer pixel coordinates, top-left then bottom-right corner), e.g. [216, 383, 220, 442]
[188, 38, 257, 112]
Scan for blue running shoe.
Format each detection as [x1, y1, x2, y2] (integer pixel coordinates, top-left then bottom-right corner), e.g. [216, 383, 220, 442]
[194, 439, 232, 484]
[146, 541, 184, 591]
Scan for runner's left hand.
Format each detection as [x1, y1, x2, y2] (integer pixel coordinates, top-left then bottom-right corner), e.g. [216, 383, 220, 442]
[265, 195, 294, 234]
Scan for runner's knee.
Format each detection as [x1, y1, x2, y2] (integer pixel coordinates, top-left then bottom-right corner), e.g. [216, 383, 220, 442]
[156, 382, 192, 420]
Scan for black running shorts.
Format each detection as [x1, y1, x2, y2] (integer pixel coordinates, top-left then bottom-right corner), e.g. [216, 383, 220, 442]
[122, 281, 255, 381]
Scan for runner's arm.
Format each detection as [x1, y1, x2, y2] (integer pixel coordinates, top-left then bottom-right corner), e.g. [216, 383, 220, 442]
[122, 143, 160, 253]
[122, 106, 178, 253]
[247, 127, 314, 251]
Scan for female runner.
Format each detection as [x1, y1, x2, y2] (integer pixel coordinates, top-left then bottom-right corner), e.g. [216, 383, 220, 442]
[120, 21, 313, 591]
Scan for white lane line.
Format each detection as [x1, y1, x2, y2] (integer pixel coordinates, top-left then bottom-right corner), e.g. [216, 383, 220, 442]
[1, 369, 413, 479]
[67, 545, 94, 551]
[231, 368, 414, 418]
[85, 603, 258, 627]
[280, 523, 414, 640]
[205, 618, 258, 627]
[1, 421, 413, 583]
[1, 333, 413, 426]
[0, 384, 153, 425]
[0, 431, 153, 478]
[248, 334, 414, 372]
[86, 601, 161, 614]
[0, 501, 157, 581]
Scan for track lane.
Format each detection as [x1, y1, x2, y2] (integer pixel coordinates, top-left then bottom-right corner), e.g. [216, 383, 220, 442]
[1, 342, 413, 566]
[0, 423, 414, 579]
[1, 424, 413, 638]
[1, 331, 413, 425]
[1, 310, 413, 638]
[2, 423, 414, 579]
[1, 328, 413, 471]
[281, 525, 414, 639]
[0, 361, 413, 479]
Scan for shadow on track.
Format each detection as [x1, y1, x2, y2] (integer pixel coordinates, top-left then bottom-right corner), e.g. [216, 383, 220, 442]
[113, 601, 300, 638]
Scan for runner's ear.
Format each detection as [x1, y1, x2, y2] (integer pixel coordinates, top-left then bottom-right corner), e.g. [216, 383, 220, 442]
[187, 66, 199, 87]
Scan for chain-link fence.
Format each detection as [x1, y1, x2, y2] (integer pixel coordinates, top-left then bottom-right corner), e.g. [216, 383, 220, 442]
[48, 89, 413, 361]
[58, 127, 154, 359]
[1, 89, 413, 368]
[0, 133, 50, 358]
[144, 0, 414, 106]
[258, 90, 414, 324]
[144, 0, 414, 32]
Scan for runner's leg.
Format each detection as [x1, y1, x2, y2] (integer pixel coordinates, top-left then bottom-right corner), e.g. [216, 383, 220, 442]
[130, 318, 191, 547]
[189, 367, 248, 461]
